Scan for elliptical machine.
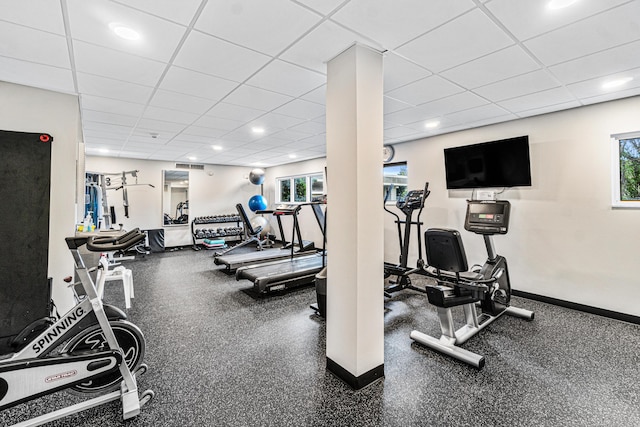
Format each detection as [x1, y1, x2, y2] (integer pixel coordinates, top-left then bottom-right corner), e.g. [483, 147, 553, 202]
[383, 182, 430, 294]
[410, 199, 534, 369]
[0, 229, 154, 425]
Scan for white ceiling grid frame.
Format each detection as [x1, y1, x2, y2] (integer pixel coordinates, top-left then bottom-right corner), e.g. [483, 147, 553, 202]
[395, 8, 515, 73]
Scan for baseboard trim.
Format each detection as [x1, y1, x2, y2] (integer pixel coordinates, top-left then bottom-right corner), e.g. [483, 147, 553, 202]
[326, 358, 384, 390]
[512, 290, 640, 325]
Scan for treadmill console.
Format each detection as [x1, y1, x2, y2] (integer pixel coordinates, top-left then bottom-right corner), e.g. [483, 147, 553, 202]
[464, 200, 510, 235]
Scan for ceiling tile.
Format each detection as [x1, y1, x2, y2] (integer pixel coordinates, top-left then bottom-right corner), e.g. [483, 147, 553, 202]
[566, 67, 640, 99]
[579, 86, 640, 107]
[249, 112, 306, 130]
[441, 45, 540, 89]
[396, 8, 514, 72]
[289, 121, 326, 135]
[548, 39, 640, 85]
[0, 0, 65, 34]
[269, 129, 315, 142]
[0, 21, 70, 68]
[135, 117, 186, 133]
[294, 0, 345, 15]
[486, 0, 631, 41]
[67, 0, 187, 62]
[331, 0, 475, 49]
[81, 95, 146, 117]
[149, 89, 216, 115]
[192, 115, 243, 132]
[245, 60, 326, 97]
[0, 56, 74, 94]
[497, 87, 577, 113]
[77, 72, 153, 104]
[224, 85, 293, 111]
[180, 126, 228, 139]
[272, 99, 325, 120]
[384, 96, 413, 115]
[174, 30, 271, 82]
[384, 126, 424, 140]
[300, 85, 326, 105]
[383, 53, 432, 92]
[74, 41, 166, 86]
[111, 0, 203, 26]
[83, 110, 139, 127]
[82, 121, 134, 135]
[440, 103, 512, 127]
[524, 2, 640, 66]
[473, 70, 560, 102]
[159, 66, 238, 100]
[386, 75, 464, 106]
[207, 102, 265, 122]
[143, 105, 201, 124]
[515, 100, 581, 118]
[195, 0, 321, 56]
[279, 20, 380, 73]
[413, 92, 489, 120]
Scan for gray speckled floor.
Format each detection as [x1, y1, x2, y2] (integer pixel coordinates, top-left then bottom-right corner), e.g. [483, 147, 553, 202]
[2, 248, 640, 426]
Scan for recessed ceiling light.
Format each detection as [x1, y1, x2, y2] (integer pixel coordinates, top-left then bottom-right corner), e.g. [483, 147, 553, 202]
[99, 148, 109, 154]
[212, 145, 223, 151]
[251, 127, 265, 134]
[188, 156, 197, 161]
[547, 0, 579, 10]
[425, 120, 440, 129]
[602, 77, 633, 90]
[288, 154, 297, 159]
[109, 22, 141, 41]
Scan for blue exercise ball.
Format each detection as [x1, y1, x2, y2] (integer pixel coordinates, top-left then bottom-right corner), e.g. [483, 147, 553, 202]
[248, 195, 267, 212]
[249, 168, 265, 185]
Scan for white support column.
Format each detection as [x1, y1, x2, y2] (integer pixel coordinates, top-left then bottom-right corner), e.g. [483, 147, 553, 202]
[325, 43, 384, 389]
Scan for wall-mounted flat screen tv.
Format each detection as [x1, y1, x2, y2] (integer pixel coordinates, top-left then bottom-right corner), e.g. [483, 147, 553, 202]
[444, 135, 531, 189]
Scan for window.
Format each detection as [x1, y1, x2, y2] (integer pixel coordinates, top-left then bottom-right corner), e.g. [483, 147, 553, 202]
[277, 173, 324, 203]
[383, 162, 408, 203]
[611, 132, 640, 208]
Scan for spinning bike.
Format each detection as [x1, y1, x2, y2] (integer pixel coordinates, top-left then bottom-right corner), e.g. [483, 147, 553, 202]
[0, 229, 154, 426]
[410, 200, 534, 369]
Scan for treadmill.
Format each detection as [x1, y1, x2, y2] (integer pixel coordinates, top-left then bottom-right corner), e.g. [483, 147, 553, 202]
[213, 204, 316, 272]
[235, 202, 327, 294]
[235, 252, 325, 294]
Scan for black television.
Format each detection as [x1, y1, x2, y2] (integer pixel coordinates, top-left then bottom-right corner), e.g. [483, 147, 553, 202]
[444, 135, 532, 189]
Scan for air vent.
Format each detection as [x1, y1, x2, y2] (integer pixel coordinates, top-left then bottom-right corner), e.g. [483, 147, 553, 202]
[175, 163, 205, 170]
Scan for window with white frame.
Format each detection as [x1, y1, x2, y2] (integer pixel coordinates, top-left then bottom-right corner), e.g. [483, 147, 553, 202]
[611, 132, 640, 207]
[383, 162, 408, 203]
[277, 173, 324, 203]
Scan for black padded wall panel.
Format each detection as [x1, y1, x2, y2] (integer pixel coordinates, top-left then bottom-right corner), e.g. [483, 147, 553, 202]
[0, 130, 52, 343]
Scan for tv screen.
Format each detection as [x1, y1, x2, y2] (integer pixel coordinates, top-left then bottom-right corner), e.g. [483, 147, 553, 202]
[444, 136, 532, 189]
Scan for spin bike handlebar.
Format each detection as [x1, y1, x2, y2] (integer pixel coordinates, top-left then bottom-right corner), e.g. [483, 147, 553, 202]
[65, 228, 146, 252]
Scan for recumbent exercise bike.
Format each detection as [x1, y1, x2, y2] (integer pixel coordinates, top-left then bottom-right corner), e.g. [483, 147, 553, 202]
[0, 229, 154, 426]
[411, 200, 534, 369]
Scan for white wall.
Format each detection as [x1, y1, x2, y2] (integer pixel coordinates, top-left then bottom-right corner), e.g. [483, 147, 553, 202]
[394, 96, 640, 317]
[0, 81, 81, 313]
[85, 156, 257, 247]
[262, 96, 640, 318]
[263, 158, 327, 248]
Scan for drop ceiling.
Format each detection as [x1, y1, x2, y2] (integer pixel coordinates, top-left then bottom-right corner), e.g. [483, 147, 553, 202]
[1, 0, 639, 167]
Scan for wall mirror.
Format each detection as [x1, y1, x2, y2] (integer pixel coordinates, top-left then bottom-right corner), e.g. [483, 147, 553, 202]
[163, 170, 189, 226]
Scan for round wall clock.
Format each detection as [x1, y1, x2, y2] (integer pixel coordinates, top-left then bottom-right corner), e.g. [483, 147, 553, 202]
[383, 144, 395, 163]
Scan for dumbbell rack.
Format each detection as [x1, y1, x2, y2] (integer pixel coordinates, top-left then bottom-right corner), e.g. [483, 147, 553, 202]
[191, 214, 243, 250]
